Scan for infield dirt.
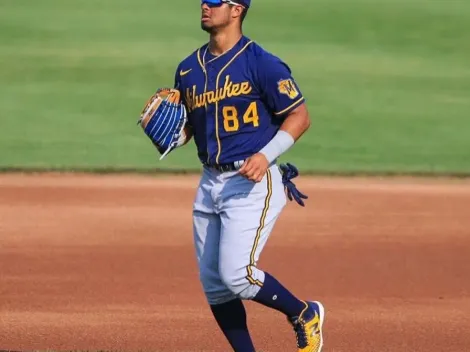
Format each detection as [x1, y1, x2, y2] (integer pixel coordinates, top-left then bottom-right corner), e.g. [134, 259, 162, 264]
[1, 173, 470, 351]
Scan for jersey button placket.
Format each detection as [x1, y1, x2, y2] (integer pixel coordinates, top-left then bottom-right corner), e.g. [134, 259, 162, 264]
[207, 64, 216, 85]
[206, 63, 217, 164]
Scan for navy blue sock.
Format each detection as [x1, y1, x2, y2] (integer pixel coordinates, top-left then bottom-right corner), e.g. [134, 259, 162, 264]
[252, 271, 306, 318]
[210, 298, 256, 352]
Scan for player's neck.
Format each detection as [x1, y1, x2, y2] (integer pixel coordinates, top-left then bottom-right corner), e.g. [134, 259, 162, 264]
[208, 27, 243, 56]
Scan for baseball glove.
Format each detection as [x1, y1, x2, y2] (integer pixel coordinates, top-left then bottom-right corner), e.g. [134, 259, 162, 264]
[137, 88, 187, 160]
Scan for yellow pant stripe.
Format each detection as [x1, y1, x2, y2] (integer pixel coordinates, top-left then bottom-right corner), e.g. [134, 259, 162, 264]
[245, 169, 272, 287]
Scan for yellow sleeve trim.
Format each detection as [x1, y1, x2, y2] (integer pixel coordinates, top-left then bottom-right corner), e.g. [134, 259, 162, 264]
[274, 97, 305, 116]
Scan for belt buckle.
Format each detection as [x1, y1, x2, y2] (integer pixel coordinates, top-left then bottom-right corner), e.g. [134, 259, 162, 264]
[215, 163, 231, 172]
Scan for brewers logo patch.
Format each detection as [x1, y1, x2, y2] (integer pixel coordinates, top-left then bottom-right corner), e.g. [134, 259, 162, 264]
[278, 79, 299, 99]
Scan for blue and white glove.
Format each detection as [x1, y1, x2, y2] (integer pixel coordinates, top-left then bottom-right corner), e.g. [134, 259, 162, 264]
[280, 162, 308, 207]
[137, 88, 187, 160]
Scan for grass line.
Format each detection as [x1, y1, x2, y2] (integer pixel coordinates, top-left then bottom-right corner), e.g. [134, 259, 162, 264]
[1, 167, 470, 179]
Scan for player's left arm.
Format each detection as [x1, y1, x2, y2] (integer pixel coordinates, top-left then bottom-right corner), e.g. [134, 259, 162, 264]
[239, 56, 310, 182]
[277, 102, 311, 143]
[174, 64, 194, 147]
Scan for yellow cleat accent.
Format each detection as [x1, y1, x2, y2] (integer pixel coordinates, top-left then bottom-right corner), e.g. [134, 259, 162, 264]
[288, 301, 325, 352]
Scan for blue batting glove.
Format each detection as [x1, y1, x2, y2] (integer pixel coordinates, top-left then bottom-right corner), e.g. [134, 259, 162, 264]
[280, 162, 308, 207]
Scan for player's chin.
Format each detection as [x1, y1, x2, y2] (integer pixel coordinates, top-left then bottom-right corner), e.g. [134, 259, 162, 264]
[201, 21, 214, 32]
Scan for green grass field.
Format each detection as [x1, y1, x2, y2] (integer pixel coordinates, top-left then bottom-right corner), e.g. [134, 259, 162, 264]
[1, 0, 469, 174]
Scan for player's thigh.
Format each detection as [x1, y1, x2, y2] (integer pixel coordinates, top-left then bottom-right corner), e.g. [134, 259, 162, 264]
[193, 210, 221, 276]
[192, 171, 222, 281]
[193, 210, 237, 304]
[218, 165, 286, 283]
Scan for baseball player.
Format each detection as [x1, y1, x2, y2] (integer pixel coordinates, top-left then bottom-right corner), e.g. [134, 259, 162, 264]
[143, 0, 325, 350]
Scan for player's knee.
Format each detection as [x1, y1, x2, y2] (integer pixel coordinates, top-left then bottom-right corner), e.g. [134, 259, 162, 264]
[219, 264, 244, 294]
[219, 264, 262, 300]
[199, 266, 238, 305]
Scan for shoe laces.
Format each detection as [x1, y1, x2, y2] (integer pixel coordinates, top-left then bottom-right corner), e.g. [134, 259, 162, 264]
[292, 317, 308, 348]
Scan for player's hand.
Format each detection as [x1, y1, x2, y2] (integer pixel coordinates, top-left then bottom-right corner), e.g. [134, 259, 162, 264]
[239, 153, 269, 183]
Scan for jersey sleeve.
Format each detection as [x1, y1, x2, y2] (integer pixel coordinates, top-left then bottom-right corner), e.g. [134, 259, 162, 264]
[257, 54, 305, 118]
[173, 63, 192, 126]
[173, 63, 182, 92]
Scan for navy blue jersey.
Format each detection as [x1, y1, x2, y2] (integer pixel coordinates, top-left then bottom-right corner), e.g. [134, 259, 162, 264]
[174, 35, 305, 165]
